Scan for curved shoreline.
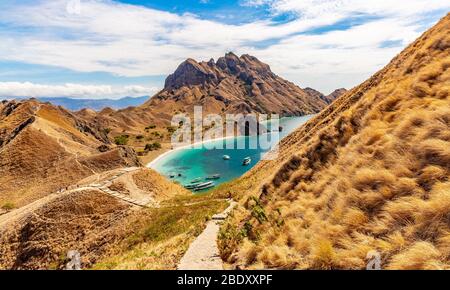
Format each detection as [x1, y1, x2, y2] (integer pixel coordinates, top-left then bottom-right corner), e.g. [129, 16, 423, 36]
[146, 116, 313, 170]
[146, 135, 237, 169]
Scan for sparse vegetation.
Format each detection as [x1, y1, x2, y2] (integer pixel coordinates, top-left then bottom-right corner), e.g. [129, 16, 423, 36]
[145, 142, 162, 151]
[166, 126, 176, 134]
[1, 202, 15, 211]
[114, 135, 129, 145]
[93, 195, 227, 270]
[151, 131, 163, 139]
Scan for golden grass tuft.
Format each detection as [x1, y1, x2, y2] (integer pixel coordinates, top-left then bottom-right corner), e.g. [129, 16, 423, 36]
[387, 242, 443, 270]
[310, 239, 336, 269]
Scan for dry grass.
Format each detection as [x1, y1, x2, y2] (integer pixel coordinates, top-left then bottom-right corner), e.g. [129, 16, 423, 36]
[0, 190, 131, 270]
[216, 14, 450, 270]
[93, 195, 227, 270]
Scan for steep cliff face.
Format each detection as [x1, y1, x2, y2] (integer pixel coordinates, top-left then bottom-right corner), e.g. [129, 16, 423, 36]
[145, 52, 329, 117]
[217, 14, 450, 270]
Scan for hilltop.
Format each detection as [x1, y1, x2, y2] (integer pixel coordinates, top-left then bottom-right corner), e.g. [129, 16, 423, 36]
[304, 87, 347, 105]
[142, 53, 329, 116]
[0, 99, 141, 209]
[0, 167, 193, 269]
[217, 14, 450, 270]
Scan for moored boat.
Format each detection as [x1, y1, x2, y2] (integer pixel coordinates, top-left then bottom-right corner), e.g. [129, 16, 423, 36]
[206, 174, 220, 180]
[194, 181, 215, 191]
[184, 183, 201, 189]
[223, 155, 231, 160]
[242, 157, 251, 166]
[190, 177, 202, 183]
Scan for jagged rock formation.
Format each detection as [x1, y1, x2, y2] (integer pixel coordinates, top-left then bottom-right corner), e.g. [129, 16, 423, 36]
[144, 53, 329, 117]
[77, 53, 336, 145]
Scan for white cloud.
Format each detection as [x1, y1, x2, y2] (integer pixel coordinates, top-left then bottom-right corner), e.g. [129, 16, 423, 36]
[0, 82, 159, 99]
[0, 0, 448, 93]
[246, 0, 448, 19]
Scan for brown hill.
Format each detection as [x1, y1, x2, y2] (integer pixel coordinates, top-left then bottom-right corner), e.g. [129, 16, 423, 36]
[80, 54, 330, 135]
[217, 14, 450, 270]
[0, 167, 190, 269]
[304, 87, 347, 104]
[0, 99, 141, 209]
[143, 53, 328, 116]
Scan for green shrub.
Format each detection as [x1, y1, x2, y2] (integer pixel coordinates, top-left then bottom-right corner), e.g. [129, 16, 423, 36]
[151, 131, 164, 139]
[166, 126, 176, 134]
[248, 196, 267, 224]
[145, 142, 162, 151]
[1, 202, 15, 210]
[145, 125, 156, 130]
[114, 135, 129, 145]
[136, 135, 144, 140]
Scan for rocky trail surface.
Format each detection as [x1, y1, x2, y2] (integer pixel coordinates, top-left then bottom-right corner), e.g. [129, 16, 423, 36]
[177, 200, 237, 270]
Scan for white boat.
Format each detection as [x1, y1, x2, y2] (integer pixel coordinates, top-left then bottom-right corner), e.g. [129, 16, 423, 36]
[223, 155, 231, 160]
[190, 178, 202, 183]
[206, 174, 220, 180]
[194, 181, 215, 191]
[242, 157, 251, 166]
[184, 183, 201, 189]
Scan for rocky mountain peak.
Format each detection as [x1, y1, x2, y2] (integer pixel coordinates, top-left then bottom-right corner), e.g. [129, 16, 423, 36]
[151, 52, 331, 117]
[164, 53, 274, 90]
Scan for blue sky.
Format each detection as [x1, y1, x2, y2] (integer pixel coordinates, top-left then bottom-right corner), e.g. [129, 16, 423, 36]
[0, 0, 448, 99]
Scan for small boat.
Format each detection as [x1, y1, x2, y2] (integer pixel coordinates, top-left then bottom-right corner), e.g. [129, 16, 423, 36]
[242, 157, 252, 166]
[194, 181, 215, 191]
[206, 174, 220, 180]
[190, 178, 202, 183]
[169, 173, 176, 178]
[223, 155, 231, 160]
[184, 183, 201, 189]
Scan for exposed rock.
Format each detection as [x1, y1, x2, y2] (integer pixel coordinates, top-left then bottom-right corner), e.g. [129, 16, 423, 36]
[145, 53, 330, 117]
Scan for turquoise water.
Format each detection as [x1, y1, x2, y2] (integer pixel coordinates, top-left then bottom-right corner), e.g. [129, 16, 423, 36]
[150, 116, 313, 191]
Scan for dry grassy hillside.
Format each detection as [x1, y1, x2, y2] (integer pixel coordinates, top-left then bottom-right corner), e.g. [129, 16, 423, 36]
[217, 14, 450, 270]
[0, 167, 192, 269]
[0, 100, 141, 209]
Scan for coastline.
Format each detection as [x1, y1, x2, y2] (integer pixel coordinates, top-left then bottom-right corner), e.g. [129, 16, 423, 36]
[146, 135, 237, 169]
[146, 116, 310, 169]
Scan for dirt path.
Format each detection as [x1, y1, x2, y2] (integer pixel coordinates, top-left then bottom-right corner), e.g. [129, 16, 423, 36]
[0, 187, 88, 231]
[177, 200, 237, 270]
[0, 167, 143, 231]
